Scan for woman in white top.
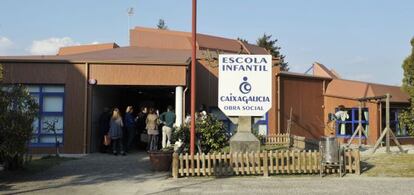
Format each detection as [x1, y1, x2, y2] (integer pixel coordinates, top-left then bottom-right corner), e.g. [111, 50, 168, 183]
[146, 108, 159, 151]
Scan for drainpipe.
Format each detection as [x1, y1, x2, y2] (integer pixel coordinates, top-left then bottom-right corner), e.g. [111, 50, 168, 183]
[277, 75, 281, 134]
[322, 80, 326, 95]
[183, 87, 188, 123]
[83, 62, 89, 154]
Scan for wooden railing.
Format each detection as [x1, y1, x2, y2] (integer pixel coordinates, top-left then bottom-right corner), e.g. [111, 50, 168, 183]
[265, 133, 290, 146]
[264, 134, 319, 151]
[172, 148, 360, 178]
[290, 135, 319, 150]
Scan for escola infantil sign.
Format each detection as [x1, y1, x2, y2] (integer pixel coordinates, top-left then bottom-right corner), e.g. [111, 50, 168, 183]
[218, 54, 272, 116]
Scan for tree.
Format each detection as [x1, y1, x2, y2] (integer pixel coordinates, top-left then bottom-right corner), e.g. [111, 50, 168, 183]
[157, 19, 168, 30]
[0, 64, 3, 81]
[399, 37, 414, 136]
[237, 37, 248, 44]
[44, 119, 61, 157]
[0, 84, 39, 170]
[256, 33, 289, 71]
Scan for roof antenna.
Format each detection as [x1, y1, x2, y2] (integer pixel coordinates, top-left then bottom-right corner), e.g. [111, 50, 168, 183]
[127, 7, 134, 36]
[304, 63, 314, 75]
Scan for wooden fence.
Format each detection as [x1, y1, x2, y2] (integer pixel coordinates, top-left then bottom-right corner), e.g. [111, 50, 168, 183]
[264, 134, 319, 151]
[172, 148, 360, 178]
[265, 133, 290, 146]
[290, 135, 319, 150]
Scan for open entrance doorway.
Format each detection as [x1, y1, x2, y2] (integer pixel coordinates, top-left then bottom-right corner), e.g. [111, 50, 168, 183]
[90, 85, 176, 153]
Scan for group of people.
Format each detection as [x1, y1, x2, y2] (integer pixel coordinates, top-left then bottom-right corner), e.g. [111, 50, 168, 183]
[99, 105, 176, 155]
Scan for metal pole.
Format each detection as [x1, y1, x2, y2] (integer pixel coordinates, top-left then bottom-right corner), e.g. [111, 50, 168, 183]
[379, 101, 383, 147]
[190, 0, 197, 156]
[385, 93, 390, 153]
[83, 62, 89, 154]
[358, 101, 362, 146]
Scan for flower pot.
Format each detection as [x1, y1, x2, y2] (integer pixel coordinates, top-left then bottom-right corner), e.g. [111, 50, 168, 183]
[148, 150, 174, 172]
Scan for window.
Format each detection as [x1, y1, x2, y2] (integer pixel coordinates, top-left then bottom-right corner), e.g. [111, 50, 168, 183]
[29, 85, 64, 146]
[383, 108, 409, 137]
[336, 108, 369, 137]
[253, 113, 268, 136]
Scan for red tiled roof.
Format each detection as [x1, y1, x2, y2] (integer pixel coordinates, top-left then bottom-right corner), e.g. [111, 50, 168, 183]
[130, 27, 268, 55]
[58, 43, 119, 56]
[0, 47, 191, 65]
[312, 62, 340, 79]
[325, 79, 409, 103]
[241, 42, 269, 55]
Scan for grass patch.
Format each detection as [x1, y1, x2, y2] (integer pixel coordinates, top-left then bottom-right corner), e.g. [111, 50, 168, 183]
[261, 144, 289, 151]
[363, 154, 414, 177]
[0, 155, 76, 181]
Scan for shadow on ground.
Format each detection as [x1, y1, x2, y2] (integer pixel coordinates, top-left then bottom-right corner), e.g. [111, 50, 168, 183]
[360, 161, 375, 174]
[0, 151, 169, 194]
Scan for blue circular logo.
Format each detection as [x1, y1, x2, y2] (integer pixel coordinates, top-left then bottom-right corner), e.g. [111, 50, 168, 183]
[239, 76, 251, 94]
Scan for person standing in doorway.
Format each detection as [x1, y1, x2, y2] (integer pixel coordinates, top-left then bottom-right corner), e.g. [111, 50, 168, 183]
[146, 108, 159, 151]
[98, 107, 111, 153]
[109, 108, 125, 156]
[197, 104, 208, 121]
[124, 106, 136, 152]
[159, 105, 176, 148]
[135, 107, 148, 148]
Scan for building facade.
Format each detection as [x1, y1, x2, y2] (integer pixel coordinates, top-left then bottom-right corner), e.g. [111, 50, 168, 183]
[0, 27, 411, 154]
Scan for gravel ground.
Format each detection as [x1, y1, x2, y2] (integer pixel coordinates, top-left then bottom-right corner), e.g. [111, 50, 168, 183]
[358, 144, 414, 156]
[1, 152, 414, 195]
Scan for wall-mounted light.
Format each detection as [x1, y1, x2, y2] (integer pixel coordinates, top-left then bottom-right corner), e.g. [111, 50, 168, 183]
[88, 79, 97, 85]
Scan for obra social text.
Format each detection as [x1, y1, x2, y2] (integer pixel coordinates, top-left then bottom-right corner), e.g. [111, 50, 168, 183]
[220, 93, 270, 111]
[221, 56, 269, 71]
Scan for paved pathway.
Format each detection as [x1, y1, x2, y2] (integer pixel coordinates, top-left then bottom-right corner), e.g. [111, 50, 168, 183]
[1, 152, 414, 195]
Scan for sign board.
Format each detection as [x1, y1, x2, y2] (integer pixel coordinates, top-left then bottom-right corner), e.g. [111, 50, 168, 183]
[218, 54, 272, 116]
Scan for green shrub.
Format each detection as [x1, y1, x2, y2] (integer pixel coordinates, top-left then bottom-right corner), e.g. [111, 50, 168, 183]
[173, 114, 230, 153]
[399, 109, 414, 136]
[399, 37, 414, 136]
[0, 84, 39, 170]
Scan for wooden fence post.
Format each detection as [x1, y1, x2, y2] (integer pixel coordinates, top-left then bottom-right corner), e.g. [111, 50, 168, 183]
[185, 153, 189, 176]
[354, 149, 361, 175]
[196, 153, 200, 176]
[172, 152, 179, 179]
[263, 151, 269, 177]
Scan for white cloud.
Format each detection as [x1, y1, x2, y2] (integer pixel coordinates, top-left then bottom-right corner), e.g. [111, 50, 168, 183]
[347, 56, 368, 65]
[28, 37, 79, 55]
[0, 36, 14, 55]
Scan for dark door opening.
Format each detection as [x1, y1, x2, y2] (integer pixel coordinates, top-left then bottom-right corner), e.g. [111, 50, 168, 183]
[90, 85, 175, 153]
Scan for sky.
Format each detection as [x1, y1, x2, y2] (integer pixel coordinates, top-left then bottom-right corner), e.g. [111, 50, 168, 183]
[0, 0, 413, 85]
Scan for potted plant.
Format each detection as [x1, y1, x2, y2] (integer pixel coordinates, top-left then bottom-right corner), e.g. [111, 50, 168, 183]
[148, 146, 174, 172]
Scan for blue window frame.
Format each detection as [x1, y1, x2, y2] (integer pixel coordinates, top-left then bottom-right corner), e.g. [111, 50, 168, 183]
[384, 108, 409, 137]
[29, 85, 65, 147]
[253, 113, 268, 136]
[336, 107, 369, 138]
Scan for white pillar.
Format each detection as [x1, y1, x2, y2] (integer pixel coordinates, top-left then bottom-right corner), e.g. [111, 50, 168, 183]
[175, 86, 183, 127]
